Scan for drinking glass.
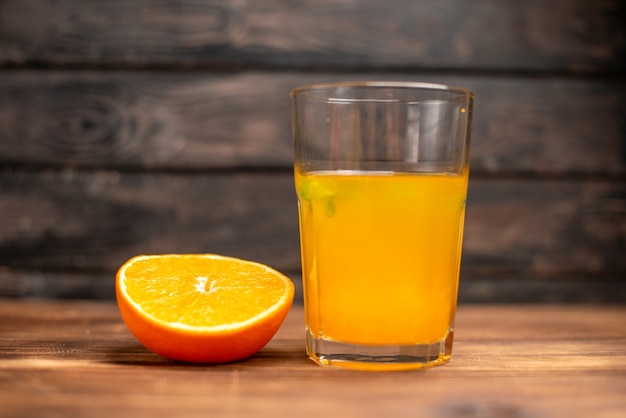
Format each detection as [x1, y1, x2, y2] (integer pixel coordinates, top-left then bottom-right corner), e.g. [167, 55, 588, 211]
[291, 81, 473, 370]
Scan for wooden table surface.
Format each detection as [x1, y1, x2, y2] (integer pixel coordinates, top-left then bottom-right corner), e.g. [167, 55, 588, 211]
[1, 299, 625, 418]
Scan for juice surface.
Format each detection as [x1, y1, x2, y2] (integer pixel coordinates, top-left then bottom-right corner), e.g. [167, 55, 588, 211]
[295, 170, 468, 345]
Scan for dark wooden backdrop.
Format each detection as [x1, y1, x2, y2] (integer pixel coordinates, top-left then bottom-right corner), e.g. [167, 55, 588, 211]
[1, 0, 624, 303]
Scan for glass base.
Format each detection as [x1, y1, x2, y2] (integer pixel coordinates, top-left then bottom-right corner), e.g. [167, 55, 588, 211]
[306, 329, 454, 371]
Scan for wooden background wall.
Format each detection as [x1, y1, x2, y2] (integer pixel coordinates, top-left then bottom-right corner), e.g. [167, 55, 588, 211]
[0, 0, 624, 303]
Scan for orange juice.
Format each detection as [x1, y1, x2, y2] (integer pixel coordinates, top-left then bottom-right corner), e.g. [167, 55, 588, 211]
[295, 170, 468, 346]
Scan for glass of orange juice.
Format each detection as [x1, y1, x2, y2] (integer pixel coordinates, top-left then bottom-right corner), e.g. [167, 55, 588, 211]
[291, 81, 474, 370]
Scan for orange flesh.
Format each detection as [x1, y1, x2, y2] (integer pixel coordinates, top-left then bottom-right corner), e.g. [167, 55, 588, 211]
[120, 255, 290, 328]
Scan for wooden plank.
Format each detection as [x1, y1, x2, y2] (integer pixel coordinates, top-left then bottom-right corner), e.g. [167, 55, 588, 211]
[1, 0, 624, 72]
[0, 270, 117, 300]
[464, 179, 626, 276]
[459, 277, 626, 304]
[1, 71, 624, 175]
[0, 170, 301, 273]
[0, 171, 623, 277]
[0, 301, 625, 418]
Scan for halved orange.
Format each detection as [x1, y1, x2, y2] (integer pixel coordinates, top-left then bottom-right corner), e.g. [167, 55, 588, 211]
[116, 254, 295, 363]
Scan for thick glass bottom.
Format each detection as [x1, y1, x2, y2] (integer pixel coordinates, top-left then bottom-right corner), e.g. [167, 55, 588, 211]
[306, 329, 454, 371]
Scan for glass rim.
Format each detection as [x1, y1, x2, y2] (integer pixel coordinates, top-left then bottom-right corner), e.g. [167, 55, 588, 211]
[290, 81, 474, 103]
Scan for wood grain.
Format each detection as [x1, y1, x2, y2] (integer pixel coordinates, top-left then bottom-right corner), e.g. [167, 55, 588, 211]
[0, 0, 625, 302]
[0, 171, 301, 272]
[1, 0, 624, 72]
[0, 300, 625, 418]
[0, 72, 624, 175]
